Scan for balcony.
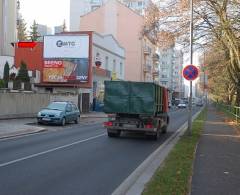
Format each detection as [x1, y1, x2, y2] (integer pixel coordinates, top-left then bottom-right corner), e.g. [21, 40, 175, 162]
[152, 53, 160, 62]
[152, 70, 159, 77]
[143, 47, 151, 56]
[143, 64, 152, 73]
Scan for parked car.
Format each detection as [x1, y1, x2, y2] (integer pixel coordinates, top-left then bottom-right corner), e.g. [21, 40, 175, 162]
[196, 101, 204, 107]
[168, 102, 172, 109]
[178, 103, 187, 109]
[37, 101, 80, 126]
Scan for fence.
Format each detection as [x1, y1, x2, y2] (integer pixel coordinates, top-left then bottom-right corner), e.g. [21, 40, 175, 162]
[0, 91, 80, 119]
[215, 102, 240, 124]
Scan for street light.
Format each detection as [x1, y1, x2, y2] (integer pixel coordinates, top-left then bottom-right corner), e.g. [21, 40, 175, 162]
[187, 0, 194, 135]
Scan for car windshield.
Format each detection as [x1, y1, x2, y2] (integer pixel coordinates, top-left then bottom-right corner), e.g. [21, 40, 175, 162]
[46, 102, 67, 111]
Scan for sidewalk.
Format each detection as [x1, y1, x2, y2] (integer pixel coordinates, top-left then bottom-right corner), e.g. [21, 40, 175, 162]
[191, 105, 240, 195]
[0, 112, 107, 139]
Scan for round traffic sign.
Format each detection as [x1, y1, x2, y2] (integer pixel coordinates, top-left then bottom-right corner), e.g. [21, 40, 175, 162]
[182, 65, 199, 81]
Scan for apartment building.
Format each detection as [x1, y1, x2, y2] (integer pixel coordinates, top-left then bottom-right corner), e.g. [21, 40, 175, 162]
[0, 0, 17, 78]
[37, 24, 52, 37]
[70, 0, 151, 31]
[0, 0, 17, 56]
[159, 46, 184, 98]
[79, 0, 157, 82]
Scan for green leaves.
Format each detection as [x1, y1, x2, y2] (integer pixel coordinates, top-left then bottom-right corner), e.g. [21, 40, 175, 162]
[16, 61, 30, 82]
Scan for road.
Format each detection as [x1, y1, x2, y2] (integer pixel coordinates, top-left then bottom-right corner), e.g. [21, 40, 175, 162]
[0, 107, 200, 195]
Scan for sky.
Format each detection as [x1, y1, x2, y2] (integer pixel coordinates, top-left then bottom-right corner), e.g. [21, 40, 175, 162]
[20, 0, 70, 31]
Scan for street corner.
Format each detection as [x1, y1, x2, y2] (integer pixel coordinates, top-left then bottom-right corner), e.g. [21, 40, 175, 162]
[0, 123, 47, 139]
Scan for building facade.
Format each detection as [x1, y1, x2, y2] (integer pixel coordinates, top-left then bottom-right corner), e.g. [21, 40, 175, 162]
[14, 31, 125, 112]
[0, 0, 17, 56]
[37, 24, 52, 37]
[80, 0, 157, 82]
[0, 0, 17, 78]
[159, 47, 184, 99]
[70, 0, 151, 31]
[54, 25, 64, 34]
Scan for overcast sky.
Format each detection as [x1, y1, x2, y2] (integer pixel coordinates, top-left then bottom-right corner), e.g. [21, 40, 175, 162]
[20, 0, 70, 30]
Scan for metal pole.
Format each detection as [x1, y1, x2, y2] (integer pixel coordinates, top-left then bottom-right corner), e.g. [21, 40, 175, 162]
[188, 0, 193, 135]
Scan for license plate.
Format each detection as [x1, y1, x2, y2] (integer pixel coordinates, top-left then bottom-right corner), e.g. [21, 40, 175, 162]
[42, 118, 51, 121]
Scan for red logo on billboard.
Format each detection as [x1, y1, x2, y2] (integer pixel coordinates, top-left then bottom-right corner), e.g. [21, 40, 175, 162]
[17, 41, 37, 48]
[44, 60, 64, 68]
[63, 75, 76, 80]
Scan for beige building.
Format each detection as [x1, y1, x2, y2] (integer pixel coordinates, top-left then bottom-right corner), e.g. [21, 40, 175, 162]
[80, 0, 157, 82]
[70, 0, 151, 31]
[0, 0, 17, 56]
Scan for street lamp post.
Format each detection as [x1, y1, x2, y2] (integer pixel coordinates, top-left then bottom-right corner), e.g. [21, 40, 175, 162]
[187, 0, 194, 135]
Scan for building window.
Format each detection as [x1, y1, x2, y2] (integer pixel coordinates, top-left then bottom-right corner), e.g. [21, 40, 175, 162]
[120, 62, 123, 75]
[105, 56, 109, 70]
[91, 0, 100, 3]
[91, 5, 100, 11]
[113, 60, 116, 72]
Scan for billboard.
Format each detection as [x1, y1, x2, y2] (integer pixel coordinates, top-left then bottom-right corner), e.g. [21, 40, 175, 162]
[44, 35, 89, 58]
[43, 35, 89, 83]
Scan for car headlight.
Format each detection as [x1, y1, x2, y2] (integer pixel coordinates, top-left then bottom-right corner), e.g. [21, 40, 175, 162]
[37, 112, 41, 117]
[55, 112, 62, 117]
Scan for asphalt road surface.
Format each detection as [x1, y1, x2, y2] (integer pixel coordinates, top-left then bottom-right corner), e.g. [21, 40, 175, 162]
[0, 107, 200, 195]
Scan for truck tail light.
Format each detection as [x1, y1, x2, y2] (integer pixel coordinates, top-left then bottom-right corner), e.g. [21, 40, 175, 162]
[104, 121, 113, 127]
[145, 123, 153, 129]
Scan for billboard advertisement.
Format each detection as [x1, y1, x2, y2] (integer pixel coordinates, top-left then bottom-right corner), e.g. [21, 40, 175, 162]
[43, 35, 89, 83]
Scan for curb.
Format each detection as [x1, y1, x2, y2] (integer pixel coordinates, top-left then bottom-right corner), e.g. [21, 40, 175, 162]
[0, 128, 46, 140]
[112, 109, 203, 195]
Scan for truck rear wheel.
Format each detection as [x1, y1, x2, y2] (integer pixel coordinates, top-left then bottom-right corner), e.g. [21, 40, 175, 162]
[161, 125, 167, 134]
[107, 129, 121, 137]
[146, 130, 160, 140]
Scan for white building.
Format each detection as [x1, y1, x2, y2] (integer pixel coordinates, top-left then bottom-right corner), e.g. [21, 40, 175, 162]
[159, 46, 184, 99]
[92, 32, 125, 103]
[0, 0, 17, 78]
[0, 0, 17, 56]
[37, 24, 52, 37]
[70, 0, 151, 31]
[54, 25, 64, 34]
[172, 50, 184, 98]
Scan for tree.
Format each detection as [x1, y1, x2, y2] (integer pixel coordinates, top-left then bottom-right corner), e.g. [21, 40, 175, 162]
[62, 19, 67, 32]
[143, 0, 240, 105]
[204, 46, 234, 103]
[0, 79, 5, 88]
[3, 61, 10, 88]
[29, 20, 40, 41]
[16, 61, 30, 82]
[17, 15, 28, 41]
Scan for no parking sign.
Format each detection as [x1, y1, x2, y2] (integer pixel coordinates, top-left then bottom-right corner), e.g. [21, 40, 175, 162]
[182, 65, 199, 81]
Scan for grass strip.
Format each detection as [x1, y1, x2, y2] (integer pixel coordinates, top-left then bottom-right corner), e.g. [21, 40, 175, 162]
[143, 108, 207, 195]
[216, 106, 240, 127]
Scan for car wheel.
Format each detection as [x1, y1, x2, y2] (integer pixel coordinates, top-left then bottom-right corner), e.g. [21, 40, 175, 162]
[75, 116, 80, 124]
[61, 117, 66, 126]
[107, 129, 121, 137]
[161, 125, 167, 134]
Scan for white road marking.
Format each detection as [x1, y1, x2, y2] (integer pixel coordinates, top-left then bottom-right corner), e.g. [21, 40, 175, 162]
[0, 133, 106, 168]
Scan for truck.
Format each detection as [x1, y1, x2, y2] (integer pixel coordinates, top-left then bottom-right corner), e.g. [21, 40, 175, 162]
[103, 81, 169, 139]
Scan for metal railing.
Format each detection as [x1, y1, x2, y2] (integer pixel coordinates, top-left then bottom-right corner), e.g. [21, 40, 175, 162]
[215, 103, 240, 124]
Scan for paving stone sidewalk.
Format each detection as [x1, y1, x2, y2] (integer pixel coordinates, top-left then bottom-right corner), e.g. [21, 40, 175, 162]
[191, 105, 240, 195]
